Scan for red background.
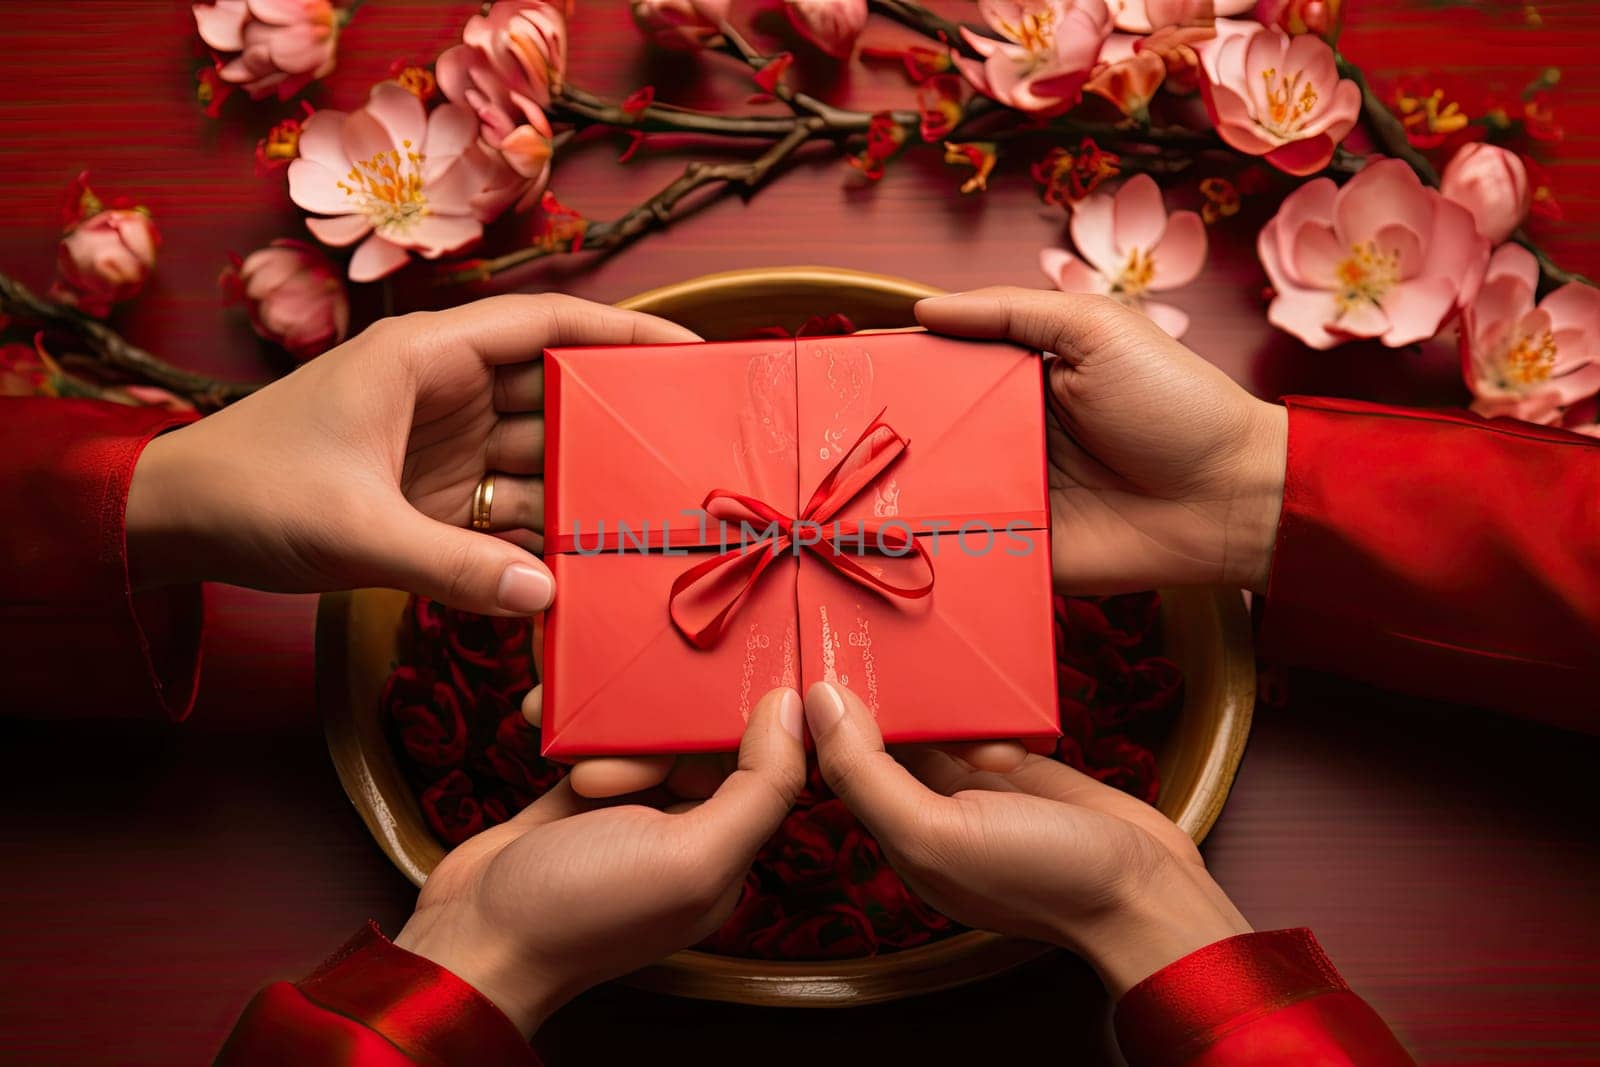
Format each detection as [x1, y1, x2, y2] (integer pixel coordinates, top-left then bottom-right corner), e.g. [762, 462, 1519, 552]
[3, 2, 1599, 1063]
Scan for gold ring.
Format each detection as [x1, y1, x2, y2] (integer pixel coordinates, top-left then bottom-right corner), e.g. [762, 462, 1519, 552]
[471, 474, 496, 531]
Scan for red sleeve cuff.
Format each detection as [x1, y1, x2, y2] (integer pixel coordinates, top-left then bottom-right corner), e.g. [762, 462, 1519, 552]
[1262, 397, 1600, 722]
[218, 924, 540, 1067]
[1114, 929, 1412, 1067]
[297, 923, 538, 1065]
[0, 398, 202, 720]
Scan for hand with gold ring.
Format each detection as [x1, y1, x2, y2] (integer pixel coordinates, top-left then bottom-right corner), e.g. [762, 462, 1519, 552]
[124, 294, 699, 616]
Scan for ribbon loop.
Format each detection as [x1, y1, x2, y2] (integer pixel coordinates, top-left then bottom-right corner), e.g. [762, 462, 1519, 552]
[667, 412, 935, 648]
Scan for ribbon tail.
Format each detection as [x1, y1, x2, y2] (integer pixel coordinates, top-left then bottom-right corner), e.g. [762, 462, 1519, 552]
[808, 532, 935, 600]
[668, 537, 791, 650]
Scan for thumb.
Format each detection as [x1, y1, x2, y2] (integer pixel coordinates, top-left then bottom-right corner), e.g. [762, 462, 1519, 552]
[914, 286, 1157, 367]
[371, 501, 555, 616]
[804, 681, 938, 841]
[686, 687, 807, 866]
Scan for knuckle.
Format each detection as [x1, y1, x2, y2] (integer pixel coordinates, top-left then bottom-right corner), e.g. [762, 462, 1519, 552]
[435, 534, 482, 606]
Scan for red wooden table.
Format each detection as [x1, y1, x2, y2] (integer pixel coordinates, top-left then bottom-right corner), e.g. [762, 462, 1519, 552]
[3, 3, 1599, 1064]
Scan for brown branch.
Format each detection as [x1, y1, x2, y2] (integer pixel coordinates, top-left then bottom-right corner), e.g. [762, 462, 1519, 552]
[0, 271, 262, 409]
[712, 21, 919, 130]
[1334, 53, 1438, 186]
[442, 121, 822, 283]
[867, 0, 981, 58]
[554, 85, 808, 138]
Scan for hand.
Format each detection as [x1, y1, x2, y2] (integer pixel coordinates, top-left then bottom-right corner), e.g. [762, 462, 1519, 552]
[125, 294, 698, 614]
[805, 679, 1251, 997]
[395, 687, 807, 1036]
[916, 288, 1288, 594]
[521, 682, 1036, 797]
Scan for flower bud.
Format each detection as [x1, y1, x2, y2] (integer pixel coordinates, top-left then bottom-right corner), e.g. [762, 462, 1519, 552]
[1440, 143, 1532, 244]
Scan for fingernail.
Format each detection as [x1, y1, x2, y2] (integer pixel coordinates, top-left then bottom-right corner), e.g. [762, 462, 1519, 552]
[497, 562, 553, 613]
[804, 682, 846, 733]
[776, 689, 804, 741]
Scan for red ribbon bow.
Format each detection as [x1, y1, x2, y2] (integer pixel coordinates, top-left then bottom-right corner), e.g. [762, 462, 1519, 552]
[668, 412, 936, 649]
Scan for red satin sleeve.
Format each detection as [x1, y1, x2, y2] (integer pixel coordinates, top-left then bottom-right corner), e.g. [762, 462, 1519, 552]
[1262, 397, 1600, 728]
[0, 397, 202, 720]
[216, 923, 541, 1066]
[1114, 929, 1414, 1066]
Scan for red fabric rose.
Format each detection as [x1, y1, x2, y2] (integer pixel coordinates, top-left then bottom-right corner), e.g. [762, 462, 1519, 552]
[1087, 736, 1161, 805]
[484, 712, 563, 806]
[387, 669, 469, 769]
[420, 769, 508, 847]
[746, 902, 876, 960]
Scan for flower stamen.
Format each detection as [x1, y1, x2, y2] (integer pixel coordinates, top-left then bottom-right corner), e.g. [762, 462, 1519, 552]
[1333, 240, 1401, 312]
[1499, 330, 1558, 388]
[337, 140, 428, 232]
[1260, 66, 1319, 136]
[999, 10, 1057, 58]
[1115, 248, 1156, 298]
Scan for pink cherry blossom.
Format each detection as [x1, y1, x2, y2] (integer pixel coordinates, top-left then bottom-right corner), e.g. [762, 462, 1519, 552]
[1106, 0, 1251, 33]
[1439, 143, 1531, 245]
[631, 0, 732, 52]
[1197, 23, 1359, 175]
[193, 0, 339, 101]
[785, 0, 868, 59]
[1254, 0, 1341, 36]
[1257, 158, 1490, 350]
[438, 1, 568, 218]
[1039, 174, 1207, 338]
[224, 239, 350, 361]
[1459, 243, 1600, 425]
[288, 83, 490, 282]
[955, 0, 1114, 116]
[53, 208, 160, 318]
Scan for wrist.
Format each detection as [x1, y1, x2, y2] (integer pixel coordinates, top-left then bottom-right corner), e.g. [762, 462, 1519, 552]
[125, 428, 206, 590]
[1068, 859, 1253, 999]
[1222, 401, 1287, 594]
[394, 912, 567, 1040]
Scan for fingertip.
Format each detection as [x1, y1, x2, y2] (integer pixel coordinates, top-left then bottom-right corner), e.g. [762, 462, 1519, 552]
[568, 755, 674, 798]
[496, 559, 554, 615]
[946, 739, 1030, 774]
[521, 684, 543, 728]
[802, 680, 847, 737]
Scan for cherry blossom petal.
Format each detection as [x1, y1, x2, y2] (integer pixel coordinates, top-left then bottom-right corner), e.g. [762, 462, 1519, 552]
[401, 214, 483, 257]
[1069, 194, 1125, 279]
[1264, 134, 1336, 177]
[1140, 299, 1190, 338]
[246, 0, 317, 25]
[1333, 159, 1430, 249]
[1288, 224, 1343, 290]
[1483, 243, 1540, 292]
[341, 109, 395, 170]
[1331, 299, 1388, 339]
[1202, 82, 1279, 155]
[424, 103, 480, 181]
[287, 159, 354, 215]
[1539, 281, 1600, 337]
[1042, 248, 1112, 295]
[1113, 175, 1169, 255]
[366, 81, 427, 152]
[296, 110, 350, 172]
[1272, 177, 1338, 272]
[425, 156, 482, 217]
[1148, 210, 1206, 289]
[305, 213, 372, 247]
[194, 0, 249, 51]
[348, 233, 410, 282]
[251, 20, 331, 73]
[1379, 275, 1457, 347]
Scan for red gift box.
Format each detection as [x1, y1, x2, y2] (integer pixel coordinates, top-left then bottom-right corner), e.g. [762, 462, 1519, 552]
[540, 330, 1059, 756]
